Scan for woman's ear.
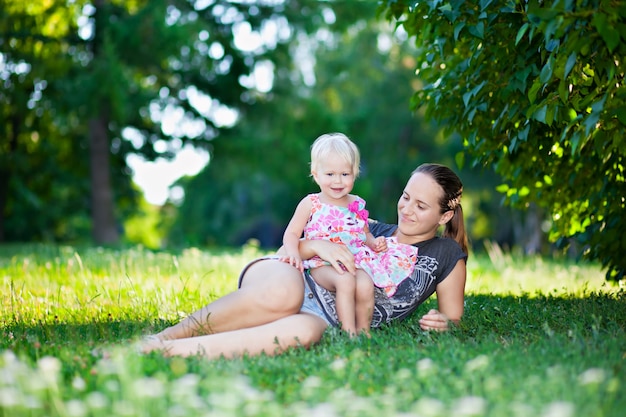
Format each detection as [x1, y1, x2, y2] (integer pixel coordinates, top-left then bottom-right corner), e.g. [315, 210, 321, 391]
[438, 210, 454, 225]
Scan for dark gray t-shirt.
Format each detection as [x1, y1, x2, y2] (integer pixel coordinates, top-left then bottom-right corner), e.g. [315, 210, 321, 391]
[304, 220, 468, 327]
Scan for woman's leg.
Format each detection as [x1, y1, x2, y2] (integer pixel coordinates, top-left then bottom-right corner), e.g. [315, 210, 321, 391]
[153, 260, 304, 340]
[142, 313, 329, 359]
[311, 266, 356, 335]
[354, 270, 374, 335]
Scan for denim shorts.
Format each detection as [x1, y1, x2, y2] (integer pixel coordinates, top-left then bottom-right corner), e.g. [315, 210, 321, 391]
[300, 279, 332, 325]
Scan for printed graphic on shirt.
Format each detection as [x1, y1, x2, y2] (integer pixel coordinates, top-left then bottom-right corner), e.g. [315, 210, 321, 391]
[308, 254, 439, 328]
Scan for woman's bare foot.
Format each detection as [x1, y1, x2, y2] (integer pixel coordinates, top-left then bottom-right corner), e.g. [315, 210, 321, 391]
[136, 335, 167, 354]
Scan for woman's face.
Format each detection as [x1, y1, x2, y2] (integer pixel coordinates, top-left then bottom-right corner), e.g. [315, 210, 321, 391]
[396, 172, 453, 244]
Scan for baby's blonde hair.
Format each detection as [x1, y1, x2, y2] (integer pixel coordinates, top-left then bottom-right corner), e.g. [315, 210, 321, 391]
[310, 132, 360, 177]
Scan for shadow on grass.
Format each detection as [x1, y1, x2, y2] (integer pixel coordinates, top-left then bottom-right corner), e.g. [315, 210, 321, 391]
[459, 291, 626, 338]
[0, 317, 173, 362]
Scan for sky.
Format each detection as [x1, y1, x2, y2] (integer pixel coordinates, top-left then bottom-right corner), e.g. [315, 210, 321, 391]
[127, 147, 209, 206]
[126, 19, 280, 206]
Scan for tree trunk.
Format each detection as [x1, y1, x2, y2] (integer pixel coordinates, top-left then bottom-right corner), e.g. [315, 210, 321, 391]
[89, 0, 119, 244]
[0, 116, 19, 242]
[89, 115, 119, 244]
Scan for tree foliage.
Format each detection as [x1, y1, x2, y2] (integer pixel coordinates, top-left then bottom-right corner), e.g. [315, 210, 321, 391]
[0, 0, 356, 244]
[380, 0, 626, 281]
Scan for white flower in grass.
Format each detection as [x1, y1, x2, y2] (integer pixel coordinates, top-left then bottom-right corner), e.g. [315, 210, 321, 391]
[37, 356, 61, 375]
[330, 358, 346, 371]
[303, 375, 322, 390]
[85, 391, 109, 409]
[96, 358, 121, 376]
[23, 394, 42, 410]
[170, 374, 202, 402]
[24, 374, 48, 393]
[0, 350, 18, 367]
[168, 404, 188, 417]
[301, 375, 323, 399]
[132, 377, 165, 399]
[412, 397, 445, 417]
[208, 390, 242, 410]
[416, 358, 436, 376]
[484, 375, 502, 392]
[464, 355, 489, 373]
[37, 356, 61, 386]
[307, 403, 338, 417]
[0, 387, 21, 407]
[66, 399, 88, 417]
[578, 368, 606, 386]
[542, 401, 575, 417]
[72, 376, 87, 391]
[395, 367, 412, 380]
[113, 399, 136, 416]
[509, 401, 535, 417]
[104, 380, 120, 393]
[0, 367, 18, 385]
[452, 396, 487, 416]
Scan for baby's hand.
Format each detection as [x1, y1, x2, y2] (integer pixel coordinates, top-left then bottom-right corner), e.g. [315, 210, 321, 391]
[373, 236, 388, 252]
[280, 255, 304, 272]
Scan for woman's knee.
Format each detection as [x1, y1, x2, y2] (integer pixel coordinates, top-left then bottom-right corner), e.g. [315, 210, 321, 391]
[290, 315, 328, 348]
[242, 260, 304, 313]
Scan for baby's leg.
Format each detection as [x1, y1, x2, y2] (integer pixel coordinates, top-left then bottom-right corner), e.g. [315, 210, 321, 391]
[355, 270, 374, 336]
[310, 266, 357, 335]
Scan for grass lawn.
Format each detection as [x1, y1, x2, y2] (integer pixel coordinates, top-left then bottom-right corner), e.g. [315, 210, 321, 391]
[1, 243, 624, 417]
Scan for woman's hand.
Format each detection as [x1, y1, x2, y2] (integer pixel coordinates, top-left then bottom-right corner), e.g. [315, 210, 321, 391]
[299, 239, 356, 275]
[419, 309, 452, 332]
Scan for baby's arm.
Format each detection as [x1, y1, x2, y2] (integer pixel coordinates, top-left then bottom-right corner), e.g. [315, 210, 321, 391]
[364, 223, 387, 252]
[281, 197, 313, 272]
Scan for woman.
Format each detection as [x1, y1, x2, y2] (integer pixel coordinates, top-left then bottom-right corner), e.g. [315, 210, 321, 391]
[140, 163, 468, 358]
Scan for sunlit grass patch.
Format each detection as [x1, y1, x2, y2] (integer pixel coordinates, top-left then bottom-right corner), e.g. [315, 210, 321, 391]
[1, 243, 624, 417]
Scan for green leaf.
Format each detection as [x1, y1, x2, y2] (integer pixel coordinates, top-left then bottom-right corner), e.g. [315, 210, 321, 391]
[558, 80, 569, 103]
[543, 175, 553, 185]
[468, 22, 485, 39]
[495, 184, 509, 193]
[528, 80, 542, 104]
[564, 53, 576, 79]
[584, 112, 600, 136]
[453, 22, 466, 40]
[516, 23, 529, 45]
[533, 105, 547, 123]
[570, 131, 582, 154]
[545, 104, 555, 126]
[463, 91, 472, 107]
[517, 124, 530, 142]
[480, 0, 494, 12]
[540, 59, 553, 84]
[519, 186, 530, 197]
[455, 151, 465, 169]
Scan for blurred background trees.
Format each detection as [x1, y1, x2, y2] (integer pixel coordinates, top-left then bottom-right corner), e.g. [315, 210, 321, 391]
[3, 1, 614, 277]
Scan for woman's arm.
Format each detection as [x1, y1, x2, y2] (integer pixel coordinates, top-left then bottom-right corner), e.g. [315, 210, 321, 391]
[419, 259, 466, 331]
[298, 239, 357, 275]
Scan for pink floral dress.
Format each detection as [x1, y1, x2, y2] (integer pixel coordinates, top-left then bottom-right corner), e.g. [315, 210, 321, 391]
[302, 194, 417, 297]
